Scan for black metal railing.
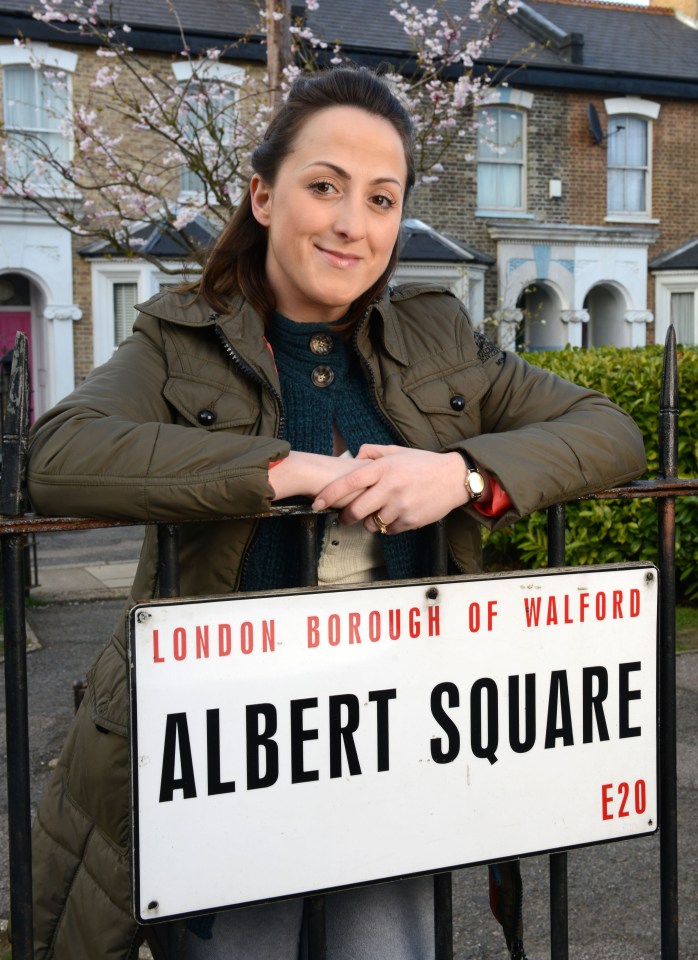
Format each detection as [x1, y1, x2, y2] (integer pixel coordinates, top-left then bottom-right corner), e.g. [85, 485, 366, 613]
[2, 328, 697, 960]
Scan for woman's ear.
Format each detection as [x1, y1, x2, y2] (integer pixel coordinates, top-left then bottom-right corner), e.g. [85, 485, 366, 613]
[250, 174, 272, 226]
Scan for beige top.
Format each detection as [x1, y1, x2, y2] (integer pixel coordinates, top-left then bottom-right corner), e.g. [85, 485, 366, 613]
[317, 451, 386, 585]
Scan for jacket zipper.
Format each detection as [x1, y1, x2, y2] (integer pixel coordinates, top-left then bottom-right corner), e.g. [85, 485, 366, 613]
[214, 322, 286, 588]
[214, 322, 286, 439]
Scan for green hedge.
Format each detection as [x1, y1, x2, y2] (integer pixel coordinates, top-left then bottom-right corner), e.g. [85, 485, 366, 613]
[482, 345, 698, 602]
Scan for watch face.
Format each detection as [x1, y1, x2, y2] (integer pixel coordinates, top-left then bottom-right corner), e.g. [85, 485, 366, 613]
[468, 470, 486, 497]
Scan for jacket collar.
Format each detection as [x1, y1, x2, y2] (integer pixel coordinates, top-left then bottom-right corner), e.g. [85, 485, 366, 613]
[135, 283, 447, 370]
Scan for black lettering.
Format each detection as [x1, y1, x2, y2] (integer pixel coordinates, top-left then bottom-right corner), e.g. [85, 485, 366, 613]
[508, 673, 536, 753]
[545, 670, 574, 748]
[329, 694, 362, 778]
[206, 709, 236, 795]
[369, 689, 396, 772]
[430, 682, 460, 764]
[619, 661, 642, 738]
[582, 667, 610, 743]
[470, 678, 499, 764]
[159, 712, 197, 802]
[291, 697, 319, 783]
[245, 704, 279, 790]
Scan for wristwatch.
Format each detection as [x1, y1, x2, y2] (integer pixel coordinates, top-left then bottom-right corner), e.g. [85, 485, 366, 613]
[460, 450, 485, 501]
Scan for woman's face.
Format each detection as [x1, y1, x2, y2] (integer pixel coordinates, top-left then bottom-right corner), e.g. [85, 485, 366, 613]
[250, 105, 407, 324]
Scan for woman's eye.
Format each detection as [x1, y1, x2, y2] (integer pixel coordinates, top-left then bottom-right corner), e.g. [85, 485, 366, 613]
[371, 194, 397, 209]
[310, 179, 336, 195]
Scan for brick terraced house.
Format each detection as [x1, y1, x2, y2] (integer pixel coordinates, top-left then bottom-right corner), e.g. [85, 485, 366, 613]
[0, 0, 698, 414]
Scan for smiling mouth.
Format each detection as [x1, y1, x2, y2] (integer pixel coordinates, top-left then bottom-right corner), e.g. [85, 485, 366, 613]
[315, 244, 363, 268]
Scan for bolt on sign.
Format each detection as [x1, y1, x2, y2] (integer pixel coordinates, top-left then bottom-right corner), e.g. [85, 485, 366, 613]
[129, 563, 658, 924]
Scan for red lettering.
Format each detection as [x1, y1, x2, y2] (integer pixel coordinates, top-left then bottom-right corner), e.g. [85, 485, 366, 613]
[603, 779, 648, 819]
[409, 607, 420, 638]
[196, 625, 209, 659]
[613, 590, 623, 618]
[349, 612, 361, 644]
[369, 611, 381, 642]
[618, 782, 630, 817]
[524, 596, 541, 627]
[630, 589, 640, 617]
[262, 620, 275, 652]
[389, 609, 401, 640]
[152, 629, 165, 664]
[329, 614, 340, 646]
[546, 596, 558, 625]
[173, 627, 186, 661]
[469, 602, 480, 632]
[307, 616, 320, 648]
[218, 624, 231, 657]
[564, 594, 573, 624]
[487, 600, 497, 631]
[241, 622, 253, 655]
[428, 605, 440, 636]
[635, 779, 647, 814]
[579, 593, 589, 623]
[595, 592, 606, 620]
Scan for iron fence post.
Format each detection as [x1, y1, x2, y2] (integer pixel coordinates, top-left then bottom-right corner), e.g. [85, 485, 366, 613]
[547, 503, 568, 960]
[1, 332, 32, 959]
[659, 326, 679, 960]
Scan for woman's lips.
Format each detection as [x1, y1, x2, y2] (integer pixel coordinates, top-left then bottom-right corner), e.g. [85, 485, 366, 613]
[315, 244, 363, 269]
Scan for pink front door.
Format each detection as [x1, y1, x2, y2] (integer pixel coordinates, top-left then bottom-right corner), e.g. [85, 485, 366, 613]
[0, 310, 33, 422]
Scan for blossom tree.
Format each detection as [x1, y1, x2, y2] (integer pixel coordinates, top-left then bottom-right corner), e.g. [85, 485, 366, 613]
[0, 0, 518, 270]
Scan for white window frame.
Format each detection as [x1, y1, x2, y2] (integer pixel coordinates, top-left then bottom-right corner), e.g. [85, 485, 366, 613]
[170, 61, 245, 202]
[653, 270, 698, 346]
[604, 97, 660, 224]
[475, 88, 533, 218]
[91, 260, 199, 366]
[0, 42, 77, 195]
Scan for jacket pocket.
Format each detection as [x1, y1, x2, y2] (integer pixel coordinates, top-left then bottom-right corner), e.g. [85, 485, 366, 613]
[402, 366, 489, 446]
[163, 374, 259, 430]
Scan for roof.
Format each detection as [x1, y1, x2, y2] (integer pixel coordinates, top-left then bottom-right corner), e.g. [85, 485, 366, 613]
[79, 216, 217, 258]
[650, 238, 698, 271]
[399, 219, 494, 264]
[3, 0, 698, 94]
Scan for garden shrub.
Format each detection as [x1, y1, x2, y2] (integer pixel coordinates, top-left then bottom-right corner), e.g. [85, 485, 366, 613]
[482, 345, 698, 602]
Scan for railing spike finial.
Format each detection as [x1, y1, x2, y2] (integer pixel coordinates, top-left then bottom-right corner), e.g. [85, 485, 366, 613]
[659, 324, 678, 481]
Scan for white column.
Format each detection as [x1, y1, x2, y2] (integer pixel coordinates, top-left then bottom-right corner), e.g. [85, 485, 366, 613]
[43, 305, 82, 405]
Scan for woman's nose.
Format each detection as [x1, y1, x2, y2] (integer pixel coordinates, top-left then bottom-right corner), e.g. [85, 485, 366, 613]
[332, 198, 367, 241]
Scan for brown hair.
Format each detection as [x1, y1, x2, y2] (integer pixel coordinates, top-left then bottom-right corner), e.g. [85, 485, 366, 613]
[196, 67, 415, 324]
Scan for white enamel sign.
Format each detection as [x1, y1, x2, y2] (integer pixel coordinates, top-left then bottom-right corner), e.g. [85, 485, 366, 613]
[129, 564, 658, 923]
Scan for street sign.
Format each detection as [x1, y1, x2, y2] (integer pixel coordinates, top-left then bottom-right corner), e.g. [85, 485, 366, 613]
[129, 563, 658, 923]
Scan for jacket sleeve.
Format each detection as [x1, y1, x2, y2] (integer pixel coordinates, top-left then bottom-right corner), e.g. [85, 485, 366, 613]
[446, 327, 647, 528]
[27, 315, 290, 521]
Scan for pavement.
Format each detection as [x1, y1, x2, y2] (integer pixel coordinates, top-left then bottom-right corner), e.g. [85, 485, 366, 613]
[1, 527, 697, 958]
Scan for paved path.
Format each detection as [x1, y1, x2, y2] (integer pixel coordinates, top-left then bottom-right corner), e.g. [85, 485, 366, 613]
[1, 528, 697, 958]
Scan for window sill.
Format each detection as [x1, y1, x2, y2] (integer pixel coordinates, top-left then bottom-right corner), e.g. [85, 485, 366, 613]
[476, 210, 534, 219]
[605, 215, 659, 225]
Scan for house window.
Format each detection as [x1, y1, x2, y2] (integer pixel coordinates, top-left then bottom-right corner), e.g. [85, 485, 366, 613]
[670, 291, 695, 344]
[607, 116, 649, 215]
[0, 43, 76, 189]
[171, 62, 244, 198]
[113, 282, 138, 346]
[604, 97, 660, 221]
[476, 107, 525, 212]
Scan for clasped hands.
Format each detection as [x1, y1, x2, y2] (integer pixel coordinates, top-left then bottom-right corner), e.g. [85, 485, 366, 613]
[270, 444, 480, 535]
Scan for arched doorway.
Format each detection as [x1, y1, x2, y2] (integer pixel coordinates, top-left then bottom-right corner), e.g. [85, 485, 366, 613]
[583, 284, 625, 348]
[516, 282, 563, 351]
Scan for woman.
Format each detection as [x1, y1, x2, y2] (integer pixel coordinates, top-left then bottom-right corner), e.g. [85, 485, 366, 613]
[27, 68, 646, 960]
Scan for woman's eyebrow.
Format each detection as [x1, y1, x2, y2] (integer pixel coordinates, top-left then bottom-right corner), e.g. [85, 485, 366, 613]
[303, 160, 403, 187]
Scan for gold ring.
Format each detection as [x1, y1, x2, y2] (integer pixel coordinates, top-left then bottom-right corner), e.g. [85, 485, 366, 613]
[373, 512, 389, 535]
